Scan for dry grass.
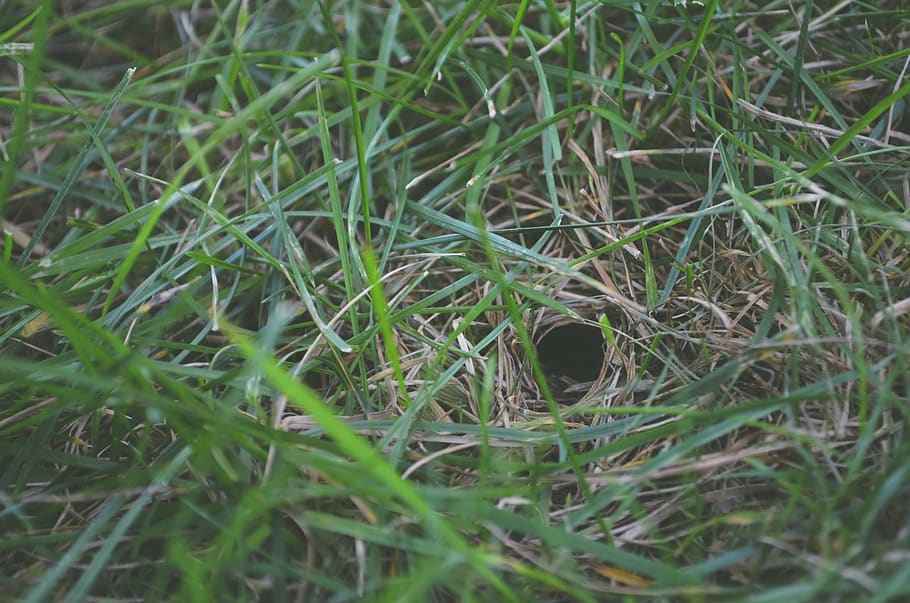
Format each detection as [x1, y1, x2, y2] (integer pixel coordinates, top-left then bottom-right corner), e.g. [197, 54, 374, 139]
[2, 1, 910, 601]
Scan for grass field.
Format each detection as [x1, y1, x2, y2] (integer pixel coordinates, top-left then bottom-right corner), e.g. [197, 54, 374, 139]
[2, 1, 910, 601]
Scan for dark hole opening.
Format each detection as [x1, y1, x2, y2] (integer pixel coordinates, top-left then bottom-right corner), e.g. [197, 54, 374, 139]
[536, 323, 605, 383]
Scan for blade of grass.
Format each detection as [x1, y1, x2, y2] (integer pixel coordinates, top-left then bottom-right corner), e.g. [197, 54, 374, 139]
[20, 66, 135, 262]
[101, 51, 340, 317]
[0, 1, 50, 220]
[62, 447, 193, 603]
[362, 247, 412, 408]
[222, 317, 518, 601]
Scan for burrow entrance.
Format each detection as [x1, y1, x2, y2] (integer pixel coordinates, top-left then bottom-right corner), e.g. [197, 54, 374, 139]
[536, 322, 605, 383]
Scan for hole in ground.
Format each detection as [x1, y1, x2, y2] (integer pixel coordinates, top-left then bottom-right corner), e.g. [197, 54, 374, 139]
[536, 323, 605, 383]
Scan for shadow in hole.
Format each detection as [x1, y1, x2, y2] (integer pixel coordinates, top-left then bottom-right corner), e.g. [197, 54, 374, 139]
[536, 323, 605, 383]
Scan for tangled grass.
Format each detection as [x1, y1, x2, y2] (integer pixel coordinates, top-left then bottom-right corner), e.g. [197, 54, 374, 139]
[2, 1, 909, 601]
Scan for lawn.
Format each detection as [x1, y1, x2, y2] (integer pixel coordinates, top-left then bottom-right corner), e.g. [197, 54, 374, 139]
[1, 1, 909, 601]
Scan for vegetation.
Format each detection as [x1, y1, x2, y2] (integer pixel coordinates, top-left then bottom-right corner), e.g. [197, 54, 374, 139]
[2, 1, 909, 600]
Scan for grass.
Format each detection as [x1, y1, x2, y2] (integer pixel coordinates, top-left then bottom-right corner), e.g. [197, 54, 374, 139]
[1, 1, 909, 601]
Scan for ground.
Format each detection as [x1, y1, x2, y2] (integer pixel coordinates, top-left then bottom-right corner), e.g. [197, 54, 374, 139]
[1, 1, 909, 601]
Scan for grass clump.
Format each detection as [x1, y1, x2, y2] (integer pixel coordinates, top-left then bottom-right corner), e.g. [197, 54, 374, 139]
[2, 1, 909, 601]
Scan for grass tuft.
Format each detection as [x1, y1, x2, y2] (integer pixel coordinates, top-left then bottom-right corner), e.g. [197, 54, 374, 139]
[2, 1, 909, 600]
